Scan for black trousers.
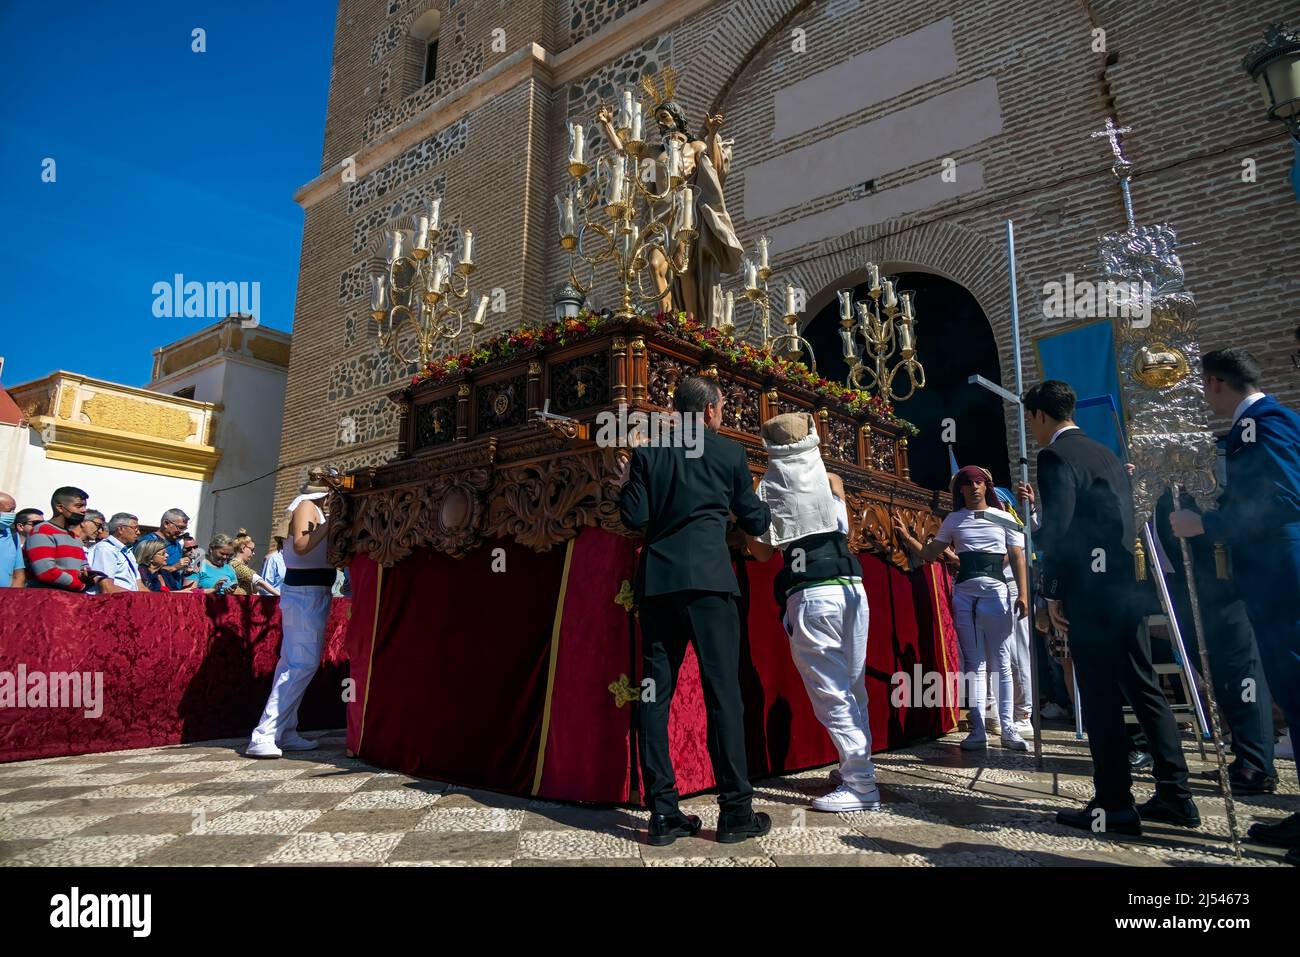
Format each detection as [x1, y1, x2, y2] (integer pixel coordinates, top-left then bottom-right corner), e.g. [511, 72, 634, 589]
[638, 590, 753, 818]
[1068, 585, 1191, 809]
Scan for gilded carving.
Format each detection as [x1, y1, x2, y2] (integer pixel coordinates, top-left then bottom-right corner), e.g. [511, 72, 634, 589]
[80, 394, 198, 442]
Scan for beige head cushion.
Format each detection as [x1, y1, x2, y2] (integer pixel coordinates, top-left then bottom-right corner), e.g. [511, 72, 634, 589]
[760, 411, 815, 447]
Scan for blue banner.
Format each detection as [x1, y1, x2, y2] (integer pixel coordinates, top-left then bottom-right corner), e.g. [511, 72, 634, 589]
[1033, 320, 1127, 460]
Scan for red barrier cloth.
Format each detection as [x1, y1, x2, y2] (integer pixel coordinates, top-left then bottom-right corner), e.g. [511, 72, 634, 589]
[0, 591, 350, 763]
[343, 554, 380, 756]
[352, 538, 568, 793]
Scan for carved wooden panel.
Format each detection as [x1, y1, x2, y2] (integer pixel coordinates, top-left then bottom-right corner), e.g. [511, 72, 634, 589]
[824, 415, 857, 463]
[720, 380, 761, 434]
[413, 395, 457, 451]
[869, 431, 897, 472]
[475, 375, 527, 433]
[646, 351, 691, 408]
[548, 352, 610, 415]
[483, 447, 630, 551]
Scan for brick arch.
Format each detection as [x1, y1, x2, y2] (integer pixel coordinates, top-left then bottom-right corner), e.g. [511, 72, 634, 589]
[688, 0, 816, 118]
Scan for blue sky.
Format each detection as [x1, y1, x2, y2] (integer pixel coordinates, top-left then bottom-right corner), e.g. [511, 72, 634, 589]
[0, 2, 337, 388]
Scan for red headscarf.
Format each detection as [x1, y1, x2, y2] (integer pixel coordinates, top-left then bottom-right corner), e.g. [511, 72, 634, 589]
[950, 465, 995, 511]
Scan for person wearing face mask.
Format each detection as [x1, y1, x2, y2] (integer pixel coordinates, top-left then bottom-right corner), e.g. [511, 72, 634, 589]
[23, 486, 102, 592]
[0, 491, 26, 587]
[194, 533, 241, 594]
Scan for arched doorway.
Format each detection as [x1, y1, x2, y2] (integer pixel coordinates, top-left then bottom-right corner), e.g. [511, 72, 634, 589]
[805, 271, 1011, 492]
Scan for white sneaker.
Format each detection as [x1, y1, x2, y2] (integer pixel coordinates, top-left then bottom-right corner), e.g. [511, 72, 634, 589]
[280, 733, 319, 751]
[1001, 729, 1029, 751]
[960, 733, 988, 751]
[245, 739, 282, 759]
[1041, 702, 1069, 721]
[1276, 730, 1294, 760]
[812, 783, 882, 812]
[1013, 719, 1035, 737]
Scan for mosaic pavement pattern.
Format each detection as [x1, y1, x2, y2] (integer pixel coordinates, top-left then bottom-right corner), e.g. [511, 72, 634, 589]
[1, 727, 1294, 867]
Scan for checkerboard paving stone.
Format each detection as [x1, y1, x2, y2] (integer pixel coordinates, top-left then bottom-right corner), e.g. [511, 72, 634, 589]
[337, 788, 441, 810]
[200, 810, 322, 835]
[0, 728, 1291, 866]
[1, 834, 179, 867]
[273, 774, 372, 793]
[414, 807, 525, 831]
[264, 831, 405, 864]
[0, 815, 113, 839]
[518, 829, 640, 860]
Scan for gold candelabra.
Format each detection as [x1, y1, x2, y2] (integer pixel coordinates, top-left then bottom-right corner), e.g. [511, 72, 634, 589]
[369, 196, 491, 366]
[837, 262, 925, 401]
[557, 101, 702, 319]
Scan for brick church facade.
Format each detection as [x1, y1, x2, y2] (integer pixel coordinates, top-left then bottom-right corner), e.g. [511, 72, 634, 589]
[273, 0, 1299, 515]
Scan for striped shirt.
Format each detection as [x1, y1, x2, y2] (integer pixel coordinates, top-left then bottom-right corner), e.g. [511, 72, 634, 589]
[23, 521, 89, 591]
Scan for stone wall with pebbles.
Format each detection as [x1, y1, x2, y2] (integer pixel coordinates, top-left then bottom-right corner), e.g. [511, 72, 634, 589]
[347, 120, 468, 215]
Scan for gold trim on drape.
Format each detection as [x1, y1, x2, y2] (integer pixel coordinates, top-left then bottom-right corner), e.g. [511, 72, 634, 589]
[531, 537, 576, 796]
[355, 563, 384, 756]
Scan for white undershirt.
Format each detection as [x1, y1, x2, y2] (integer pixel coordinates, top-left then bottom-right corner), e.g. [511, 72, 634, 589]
[1231, 391, 1266, 425]
[935, 507, 1025, 554]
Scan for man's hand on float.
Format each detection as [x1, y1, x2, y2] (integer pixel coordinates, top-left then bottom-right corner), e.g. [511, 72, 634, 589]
[1169, 509, 1204, 538]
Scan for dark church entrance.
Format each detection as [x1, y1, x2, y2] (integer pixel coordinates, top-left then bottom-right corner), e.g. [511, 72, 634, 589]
[805, 271, 1011, 493]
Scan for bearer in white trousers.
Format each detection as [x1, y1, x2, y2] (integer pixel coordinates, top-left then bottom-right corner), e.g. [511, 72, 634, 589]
[748, 412, 881, 813]
[246, 482, 334, 759]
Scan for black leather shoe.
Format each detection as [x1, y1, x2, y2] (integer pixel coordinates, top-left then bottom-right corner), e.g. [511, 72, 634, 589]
[1138, 795, 1201, 828]
[1247, 812, 1300, 848]
[716, 810, 772, 844]
[647, 812, 702, 846]
[1056, 801, 1141, 836]
[1229, 767, 1277, 795]
[1128, 750, 1153, 772]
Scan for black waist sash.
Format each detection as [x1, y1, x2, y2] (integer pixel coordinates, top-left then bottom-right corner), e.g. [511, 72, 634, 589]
[284, 568, 335, 587]
[956, 551, 1006, 583]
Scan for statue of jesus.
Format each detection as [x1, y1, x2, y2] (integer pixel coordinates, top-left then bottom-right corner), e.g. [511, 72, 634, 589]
[595, 69, 744, 323]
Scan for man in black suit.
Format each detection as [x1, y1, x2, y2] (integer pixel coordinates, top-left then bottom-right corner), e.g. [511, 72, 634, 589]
[1023, 380, 1198, 836]
[618, 376, 773, 845]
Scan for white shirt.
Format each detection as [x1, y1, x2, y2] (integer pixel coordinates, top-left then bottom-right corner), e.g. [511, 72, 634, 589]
[261, 551, 286, 588]
[89, 535, 139, 591]
[1048, 424, 1080, 445]
[1231, 391, 1266, 426]
[935, 507, 1025, 554]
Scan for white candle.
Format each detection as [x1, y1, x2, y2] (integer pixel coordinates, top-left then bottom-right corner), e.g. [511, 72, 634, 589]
[839, 325, 858, 361]
[569, 123, 585, 165]
[430, 255, 447, 292]
[415, 216, 429, 252]
[471, 293, 489, 327]
[900, 291, 914, 319]
[758, 234, 769, 271]
[370, 274, 388, 313]
[666, 139, 682, 181]
[390, 230, 403, 262]
[866, 261, 880, 294]
[723, 291, 735, 330]
[630, 104, 643, 144]
[785, 283, 797, 316]
[882, 279, 897, 310]
[459, 229, 474, 267]
[743, 258, 758, 292]
[710, 284, 723, 328]
[676, 190, 694, 232]
[899, 318, 916, 356]
[620, 90, 634, 131]
[429, 197, 442, 231]
[838, 289, 853, 324]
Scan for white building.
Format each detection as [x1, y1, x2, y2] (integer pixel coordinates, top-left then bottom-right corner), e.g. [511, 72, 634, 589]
[1, 317, 290, 561]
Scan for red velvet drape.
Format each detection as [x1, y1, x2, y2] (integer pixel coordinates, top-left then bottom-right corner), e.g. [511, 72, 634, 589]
[347, 526, 958, 804]
[0, 591, 350, 763]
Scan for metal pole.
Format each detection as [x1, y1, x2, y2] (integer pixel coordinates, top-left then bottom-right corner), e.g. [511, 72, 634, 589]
[1167, 486, 1242, 859]
[1005, 219, 1044, 771]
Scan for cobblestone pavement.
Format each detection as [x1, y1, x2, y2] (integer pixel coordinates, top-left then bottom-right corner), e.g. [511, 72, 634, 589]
[0, 727, 1294, 866]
